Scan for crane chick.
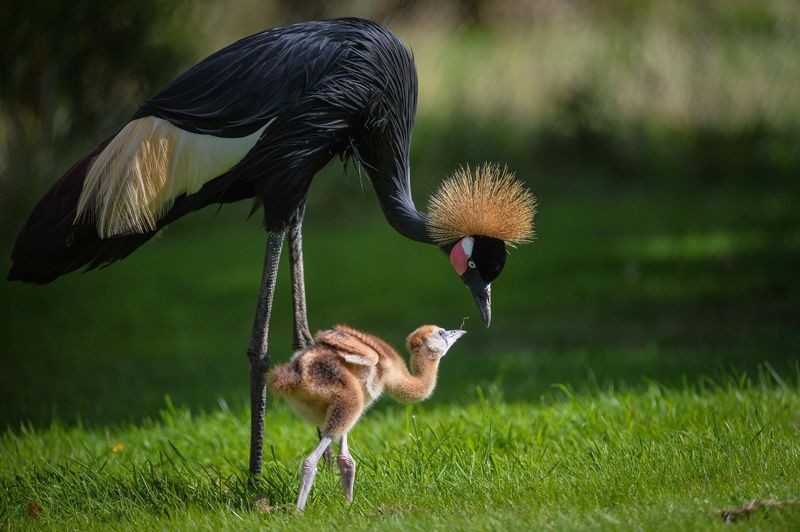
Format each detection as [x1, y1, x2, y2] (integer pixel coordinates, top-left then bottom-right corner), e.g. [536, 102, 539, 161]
[269, 324, 466, 511]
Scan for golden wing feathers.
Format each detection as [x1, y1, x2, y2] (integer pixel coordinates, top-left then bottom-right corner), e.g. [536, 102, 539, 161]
[75, 116, 267, 238]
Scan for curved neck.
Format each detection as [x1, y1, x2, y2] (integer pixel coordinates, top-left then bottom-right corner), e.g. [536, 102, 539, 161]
[358, 144, 433, 244]
[385, 353, 439, 403]
[378, 187, 431, 243]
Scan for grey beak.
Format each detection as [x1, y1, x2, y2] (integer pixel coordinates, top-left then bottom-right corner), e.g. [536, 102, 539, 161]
[444, 329, 467, 347]
[461, 268, 493, 328]
[472, 284, 491, 328]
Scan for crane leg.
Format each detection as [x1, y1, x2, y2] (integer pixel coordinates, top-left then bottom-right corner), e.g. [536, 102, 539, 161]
[247, 229, 285, 477]
[288, 216, 313, 350]
[288, 213, 333, 466]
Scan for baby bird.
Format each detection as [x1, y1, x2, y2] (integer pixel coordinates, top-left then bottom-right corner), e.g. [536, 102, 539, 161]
[269, 324, 466, 511]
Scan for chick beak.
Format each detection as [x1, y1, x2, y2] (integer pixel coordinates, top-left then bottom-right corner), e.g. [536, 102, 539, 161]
[440, 329, 467, 356]
[444, 329, 467, 347]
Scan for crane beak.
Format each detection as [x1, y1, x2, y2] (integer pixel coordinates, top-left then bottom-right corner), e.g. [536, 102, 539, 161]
[462, 269, 492, 327]
[472, 284, 491, 327]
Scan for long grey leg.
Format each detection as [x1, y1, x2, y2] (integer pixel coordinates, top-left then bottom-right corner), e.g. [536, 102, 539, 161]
[288, 217, 313, 351]
[297, 435, 333, 511]
[338, 433, 356, 503]
[288, 213, 332, 466]
[247, 229, 285, 477]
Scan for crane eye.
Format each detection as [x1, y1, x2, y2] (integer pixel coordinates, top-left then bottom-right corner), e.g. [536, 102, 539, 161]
[468, 260, 476, 269]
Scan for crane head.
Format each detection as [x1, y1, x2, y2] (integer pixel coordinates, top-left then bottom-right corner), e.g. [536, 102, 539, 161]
[427, 162, 536, 328]
[447, 235, 506, 327]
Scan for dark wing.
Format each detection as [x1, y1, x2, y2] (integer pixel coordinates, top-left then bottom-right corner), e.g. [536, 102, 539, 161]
[133, 20, 351, 138]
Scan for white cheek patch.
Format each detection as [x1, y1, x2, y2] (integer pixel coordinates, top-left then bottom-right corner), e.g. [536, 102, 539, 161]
[461, 236, 474, 257]
[426, 335, 447, 356]
[425, 340, 439, 356]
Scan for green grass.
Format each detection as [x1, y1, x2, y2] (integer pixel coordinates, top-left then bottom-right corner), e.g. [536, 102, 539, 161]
[2, 380, 799, 529]
[1, 169, 799, 528]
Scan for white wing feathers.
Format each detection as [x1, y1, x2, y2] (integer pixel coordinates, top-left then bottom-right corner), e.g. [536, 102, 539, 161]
[76, 116, 268, 238]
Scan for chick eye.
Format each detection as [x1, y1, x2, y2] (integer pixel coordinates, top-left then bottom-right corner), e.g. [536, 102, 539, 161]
[468, 260, 476, 269]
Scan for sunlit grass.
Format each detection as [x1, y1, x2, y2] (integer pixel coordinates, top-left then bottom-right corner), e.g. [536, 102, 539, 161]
[2, 378, 799, 530]
[1, 177, 798, 528]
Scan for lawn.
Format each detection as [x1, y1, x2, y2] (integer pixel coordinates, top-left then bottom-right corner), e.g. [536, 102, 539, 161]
[3, 383, 799, 530]
[1, 166, 798, 528]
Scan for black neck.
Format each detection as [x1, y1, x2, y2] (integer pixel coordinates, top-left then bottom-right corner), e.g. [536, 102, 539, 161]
[371, 171, 432, 244]
[380, 186, 431, 243]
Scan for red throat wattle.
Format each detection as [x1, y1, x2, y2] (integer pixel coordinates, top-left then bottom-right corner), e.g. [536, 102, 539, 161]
[449, 237, 472, 275]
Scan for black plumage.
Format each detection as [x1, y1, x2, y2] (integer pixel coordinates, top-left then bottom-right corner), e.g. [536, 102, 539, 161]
[9, 18, 426, 283]
[138, 17, 425, 237]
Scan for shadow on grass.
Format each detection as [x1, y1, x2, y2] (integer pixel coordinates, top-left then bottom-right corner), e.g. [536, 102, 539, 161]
[1, 116, 798, 429]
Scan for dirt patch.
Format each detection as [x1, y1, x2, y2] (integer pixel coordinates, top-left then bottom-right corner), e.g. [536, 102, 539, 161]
[252, 495, 275, 513]
[713, 498, 799, 523]
[26, 502, 44, 519]
[374, 502, 411, 517]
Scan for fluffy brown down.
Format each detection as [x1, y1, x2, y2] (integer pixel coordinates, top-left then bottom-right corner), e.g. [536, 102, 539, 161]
[269, 325, 444, 437]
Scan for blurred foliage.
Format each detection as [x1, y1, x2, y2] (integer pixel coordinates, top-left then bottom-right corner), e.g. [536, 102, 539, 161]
[0, 0, 195, 239]
[0, 0, 193, 134]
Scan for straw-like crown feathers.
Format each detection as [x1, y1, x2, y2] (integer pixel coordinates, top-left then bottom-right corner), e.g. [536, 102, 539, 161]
[426, 163, 537, 246]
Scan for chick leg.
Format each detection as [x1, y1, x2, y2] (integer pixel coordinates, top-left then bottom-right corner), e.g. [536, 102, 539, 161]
[317, 427, 334, 468]
[337, 432, 356, 503]
[297, 435, 333, 512]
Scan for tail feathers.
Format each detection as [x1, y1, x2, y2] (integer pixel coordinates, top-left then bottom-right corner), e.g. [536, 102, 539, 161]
[7, 136, 254, 284]
[7, 138, 117, 284]
[268, 362, 302, 396]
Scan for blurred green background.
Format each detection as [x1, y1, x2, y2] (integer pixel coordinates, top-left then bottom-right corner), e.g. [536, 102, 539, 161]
[1, 0, 798, 428]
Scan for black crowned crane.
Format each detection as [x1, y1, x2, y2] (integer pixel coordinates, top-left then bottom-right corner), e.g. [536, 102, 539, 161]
[7, 18, 536, 476]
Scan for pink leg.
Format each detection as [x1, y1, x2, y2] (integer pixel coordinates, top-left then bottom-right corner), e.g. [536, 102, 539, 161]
[296, 436, 332, 511]
[337, 433, 356, 503]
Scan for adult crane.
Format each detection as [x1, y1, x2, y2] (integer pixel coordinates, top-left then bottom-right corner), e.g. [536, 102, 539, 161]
[7, 18, 535, 476]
